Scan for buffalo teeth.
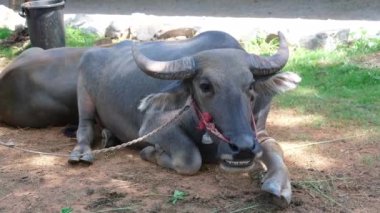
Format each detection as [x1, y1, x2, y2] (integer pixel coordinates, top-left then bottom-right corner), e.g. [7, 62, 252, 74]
[224, 160, 251, 166]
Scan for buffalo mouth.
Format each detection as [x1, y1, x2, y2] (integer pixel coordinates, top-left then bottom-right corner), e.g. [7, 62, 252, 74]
[220, 158, 255, 172]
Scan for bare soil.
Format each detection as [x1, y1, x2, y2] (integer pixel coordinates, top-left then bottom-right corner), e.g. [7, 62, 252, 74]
[0, 104, 379, 212]
[0, 43, 379, 212]
[1, 0, 380, 211]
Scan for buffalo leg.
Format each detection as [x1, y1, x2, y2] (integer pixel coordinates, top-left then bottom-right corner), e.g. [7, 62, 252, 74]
[257, 135, 292, 207]
[69, 80, 96, 164]
[140, 127, 202, 175]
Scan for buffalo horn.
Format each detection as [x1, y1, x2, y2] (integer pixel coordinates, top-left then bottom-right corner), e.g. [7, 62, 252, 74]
[249, 32, 289, 76]
[132, 44, 197, 80]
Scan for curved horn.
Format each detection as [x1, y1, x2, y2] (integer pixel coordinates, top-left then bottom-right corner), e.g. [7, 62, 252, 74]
[249, 31, 289, 76]
[132, 43, 197, 80]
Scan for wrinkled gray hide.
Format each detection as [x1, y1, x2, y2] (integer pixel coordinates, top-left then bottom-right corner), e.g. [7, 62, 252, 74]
[0, 47, 86, 127]
[70, 31, 301, 206]
[0, 41, 132, 128]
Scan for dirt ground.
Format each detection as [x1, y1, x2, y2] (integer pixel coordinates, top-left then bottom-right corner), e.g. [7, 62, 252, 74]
[0, 103, 379, 212]
[1, 1, 380, 211]
[0, 42, 379, 213]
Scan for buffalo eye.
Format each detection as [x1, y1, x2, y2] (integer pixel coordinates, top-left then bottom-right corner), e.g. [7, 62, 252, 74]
[199, 80, 213, 94]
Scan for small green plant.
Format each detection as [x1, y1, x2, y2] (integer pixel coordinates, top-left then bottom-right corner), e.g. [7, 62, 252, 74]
[61, 207, 73, 213]
[65, 27, 100, 47]
[169, 189, 188, 205]
[0, 27, 12, 40]
[243, 34, 279, 56]
[0, 27, 15, 58]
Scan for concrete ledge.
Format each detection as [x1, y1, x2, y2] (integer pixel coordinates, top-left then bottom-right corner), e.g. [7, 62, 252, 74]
[64, 13, 380, 50]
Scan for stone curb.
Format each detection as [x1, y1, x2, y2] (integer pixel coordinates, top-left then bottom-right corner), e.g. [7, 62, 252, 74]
[1, 3, 380, 50]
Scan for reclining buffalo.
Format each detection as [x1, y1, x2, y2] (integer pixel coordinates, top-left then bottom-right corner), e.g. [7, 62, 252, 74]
[0, 40, 133, 128]
[0, 31, 300, 206]
[69, 31, 300, 205]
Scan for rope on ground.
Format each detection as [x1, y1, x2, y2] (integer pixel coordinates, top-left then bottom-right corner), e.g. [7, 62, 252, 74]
[0, 102, 191, 158]
[0, 120, 374, 157]
[0, 140, 72, 157]
[284, 133, 368, 151]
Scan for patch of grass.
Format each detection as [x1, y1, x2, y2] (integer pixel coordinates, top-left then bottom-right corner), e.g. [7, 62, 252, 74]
[0, 27, 99, 59]
[244, 35, 380, 128]
[65, 27, 100, 47]
[168, 189, 188, 205]
[60, 207, 73, 213]
[0, 47, 15, 58]
[242, 34, 280, 56]
[293, 177, 350, 211]
[0, 27, 12, 40]
[345, 30, 380, 56]
[0, 27, 15, 58]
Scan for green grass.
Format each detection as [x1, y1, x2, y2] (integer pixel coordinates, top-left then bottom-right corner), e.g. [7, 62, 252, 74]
[60, 207, 73, 213]
[65, 27, 100, 47]
[0, 27, 14, 58]
[168, 189, 188, 205]
[244, 35, 380, 128]
[0, 47, 14, 58]
[0, 27, 12, 40]
[0, 27, 99, 59]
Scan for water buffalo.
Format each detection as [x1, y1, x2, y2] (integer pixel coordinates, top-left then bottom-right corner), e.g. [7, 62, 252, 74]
[0, 47, 87, 128]
[69, 31, 301, 205]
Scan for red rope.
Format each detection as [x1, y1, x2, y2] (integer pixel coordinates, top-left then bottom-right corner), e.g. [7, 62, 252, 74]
[192, 98, 258, 144]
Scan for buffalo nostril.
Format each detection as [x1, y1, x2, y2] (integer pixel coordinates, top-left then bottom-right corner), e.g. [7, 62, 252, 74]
[229, 143, 239, 152]
[251, 138, 259, 149]
[251, 142, 262, 157]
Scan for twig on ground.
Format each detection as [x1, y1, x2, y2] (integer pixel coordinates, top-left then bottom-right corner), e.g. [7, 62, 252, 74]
[284, 134, 368, 151]
[293, 177, 353, 184]
[229, 204, 260, 213]
[94, 206, 134, 213]
[309, 183, 352, 212]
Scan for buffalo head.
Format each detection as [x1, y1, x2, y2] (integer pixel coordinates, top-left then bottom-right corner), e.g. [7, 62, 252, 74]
[134, 32, 300, 172]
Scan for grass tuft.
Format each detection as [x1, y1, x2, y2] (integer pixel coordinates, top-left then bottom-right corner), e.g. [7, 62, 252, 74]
[0, 27, 12, 40]
[0, 27, 15, 58]
[0, 27, 100, 59]
[60, 207, 73, 213]
[169, 189, 188, 205]
[293, 177, 351, 211]
[65, 27, 100, 47]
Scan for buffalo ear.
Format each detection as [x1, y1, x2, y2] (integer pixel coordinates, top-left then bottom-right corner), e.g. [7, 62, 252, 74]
[253, 72, 301, 96]
[138, 82, 189, 112]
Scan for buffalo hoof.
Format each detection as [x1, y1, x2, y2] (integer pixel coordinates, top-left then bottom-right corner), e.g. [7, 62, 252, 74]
[101, 129, 117, 148]
[261, 169, 292, 208]
[68, 145, 94, 164]
[140, 146, 160, 162]
[62, 125, 78, 138]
